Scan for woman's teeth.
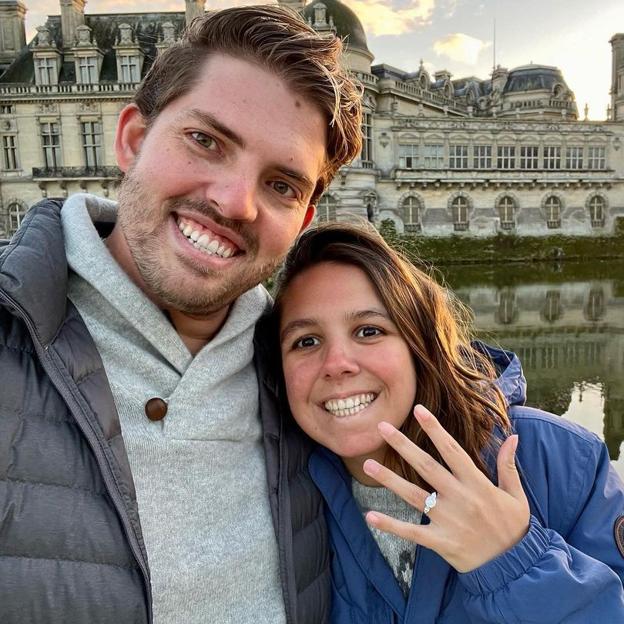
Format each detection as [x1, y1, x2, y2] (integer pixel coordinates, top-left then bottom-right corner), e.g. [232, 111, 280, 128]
[324, 393, 376, 417]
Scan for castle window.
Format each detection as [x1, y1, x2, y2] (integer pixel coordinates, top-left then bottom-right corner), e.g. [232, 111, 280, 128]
[565, 146, 583, 169]
[316, 194, 337, 222]
[519, 146, 539, 169]
[81, 121, 102, 168]
[2, 135, 18, 170]
[78, 56, 98, 84]
[545, 195, 561, 228]
[119, 54, 141, 83]
[473, 145, 491, 169]
[587, 146, 606, 170]
[588, 196, 606, 227]
[497, 196, 516, 230]
[8, 202, 27, 234]
[451, 195, 469, 231]
[449, 144, 468, 169]
[402, 196, 422, 233]
[543, 146, 561, 169]
[360, 112, 373, 166]
[423, 143, 443, 168]
[0, 105, 14, 115]
[398, 144, 418, 169]
[41, 122, 61, 169]
[34, 57, 57, 86]
[496, 145, 515, 169]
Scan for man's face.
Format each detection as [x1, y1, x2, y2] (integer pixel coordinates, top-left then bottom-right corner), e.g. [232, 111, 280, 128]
[114, 53, 326, 314]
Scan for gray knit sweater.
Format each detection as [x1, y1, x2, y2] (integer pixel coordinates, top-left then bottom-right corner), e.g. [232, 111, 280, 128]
[61, 193, 286, 624]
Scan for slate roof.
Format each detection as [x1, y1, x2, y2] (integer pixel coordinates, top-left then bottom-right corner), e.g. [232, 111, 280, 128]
[0, 11, 186, 84]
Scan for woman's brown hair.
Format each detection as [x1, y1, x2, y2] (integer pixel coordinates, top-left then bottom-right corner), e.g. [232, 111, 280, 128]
[273, 222, 511, 488]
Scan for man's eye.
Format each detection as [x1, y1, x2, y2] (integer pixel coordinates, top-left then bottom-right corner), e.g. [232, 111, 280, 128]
[271, 180, 296, 198]
[293, 335, 320, 349]
[356, 326, 383, 338]
[189, 131, 218, 150]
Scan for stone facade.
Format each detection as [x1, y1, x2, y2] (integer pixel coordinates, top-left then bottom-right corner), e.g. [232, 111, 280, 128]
[0, 0, 622, 238]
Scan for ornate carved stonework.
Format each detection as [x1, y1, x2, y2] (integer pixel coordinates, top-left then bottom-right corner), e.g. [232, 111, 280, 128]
[38, 102, 58, 114]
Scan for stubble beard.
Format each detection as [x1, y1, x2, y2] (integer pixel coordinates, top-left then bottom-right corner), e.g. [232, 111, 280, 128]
[116, 172, 279, 315]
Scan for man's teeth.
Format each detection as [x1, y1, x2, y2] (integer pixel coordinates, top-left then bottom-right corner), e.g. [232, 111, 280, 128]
[324, 393, 376, 417]
[177, 218, 234, 258]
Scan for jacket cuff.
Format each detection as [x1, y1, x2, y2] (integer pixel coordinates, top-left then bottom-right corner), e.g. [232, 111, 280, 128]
[459, 516, 551, 595]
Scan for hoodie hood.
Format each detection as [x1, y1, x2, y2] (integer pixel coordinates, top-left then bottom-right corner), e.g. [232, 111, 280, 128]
[473, 340, 527, 407]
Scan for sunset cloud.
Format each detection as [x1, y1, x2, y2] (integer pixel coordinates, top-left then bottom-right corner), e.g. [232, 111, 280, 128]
[343, 0, 436, 37]
[433, 32, 491, 65]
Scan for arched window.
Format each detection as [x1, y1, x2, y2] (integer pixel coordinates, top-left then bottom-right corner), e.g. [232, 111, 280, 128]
[588, 195, 606, 227]
[8, 201, 27, 235]
[495, 289, 517, 325]
[316, 194, 337, 222]
[497, 195, 516, 230]
[544, 196, 561, 229]
[541, 290, 563, 323]
[402, 196, 422, 233]
[363, 191, 377, 223]
[451, 195, 469, 231]
[584, 288, 605, 322]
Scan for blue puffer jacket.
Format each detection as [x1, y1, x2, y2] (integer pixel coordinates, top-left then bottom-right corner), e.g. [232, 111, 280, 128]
[309, 346, 624, 623]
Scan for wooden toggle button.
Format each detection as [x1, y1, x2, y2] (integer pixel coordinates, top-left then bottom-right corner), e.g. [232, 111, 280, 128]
[145, 397, 168, 421]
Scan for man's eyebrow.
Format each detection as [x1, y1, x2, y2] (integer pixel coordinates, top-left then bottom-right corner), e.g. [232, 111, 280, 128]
[186, 109, 245, 148]
[275, 166, 316, 196]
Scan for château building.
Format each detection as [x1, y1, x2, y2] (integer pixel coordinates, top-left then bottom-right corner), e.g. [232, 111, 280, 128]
[0, 0, 623, 237]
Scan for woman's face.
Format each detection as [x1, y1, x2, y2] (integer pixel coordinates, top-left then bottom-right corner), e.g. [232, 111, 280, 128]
[279, 261, 417, 483]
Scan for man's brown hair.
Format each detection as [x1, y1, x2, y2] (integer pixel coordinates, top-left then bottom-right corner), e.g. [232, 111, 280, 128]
[134, 5, 363, 203]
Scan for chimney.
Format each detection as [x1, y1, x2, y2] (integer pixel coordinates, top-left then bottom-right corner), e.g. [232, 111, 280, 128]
[185, 0, 205, 27]
[60, 0, 86, 48]
[0, 0, 27, 71]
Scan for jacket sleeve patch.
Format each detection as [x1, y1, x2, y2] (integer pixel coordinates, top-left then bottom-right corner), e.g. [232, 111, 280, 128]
[615, 516, 624, 558]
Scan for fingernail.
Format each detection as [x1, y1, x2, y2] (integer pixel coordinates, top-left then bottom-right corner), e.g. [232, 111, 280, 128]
[413, 404, 430, 421]
[363, 459, 380, 476]
[378, 421, 394, 435]
[366, 512, 380, 526]
[511, 434, 519, 453]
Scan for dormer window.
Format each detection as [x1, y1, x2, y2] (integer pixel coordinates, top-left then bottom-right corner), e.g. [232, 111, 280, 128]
[78, 56, 98, 84]
[33, 25, 61, 87]
[114, 23, 144, 86]
[119, 54, 140, 83]
[73, 25, 103, 85]
[34, 57, 57, 85]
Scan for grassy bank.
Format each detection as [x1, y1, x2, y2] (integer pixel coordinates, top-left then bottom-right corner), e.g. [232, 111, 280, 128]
[378, 218, 624, 267]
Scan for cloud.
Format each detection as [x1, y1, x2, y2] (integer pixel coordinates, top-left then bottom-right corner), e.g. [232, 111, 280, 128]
[433, 33, 491, 65]
[343, 0, 436, 37]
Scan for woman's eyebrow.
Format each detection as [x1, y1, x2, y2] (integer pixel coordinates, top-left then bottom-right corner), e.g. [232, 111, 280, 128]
[347, 309, 390, 322]
[280, 318, 317, 343]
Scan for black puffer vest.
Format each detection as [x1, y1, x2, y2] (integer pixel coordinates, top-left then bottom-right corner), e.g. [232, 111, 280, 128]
[0, 199, 329, 623]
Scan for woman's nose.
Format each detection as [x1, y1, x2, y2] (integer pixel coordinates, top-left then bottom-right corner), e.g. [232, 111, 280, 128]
[321, 342, 360, 378]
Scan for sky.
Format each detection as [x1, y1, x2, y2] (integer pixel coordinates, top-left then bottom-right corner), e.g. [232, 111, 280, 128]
[24, 0, 623, 120]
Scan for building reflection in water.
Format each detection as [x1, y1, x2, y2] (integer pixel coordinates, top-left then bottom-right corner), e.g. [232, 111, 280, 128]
[442, 261, 624, 471]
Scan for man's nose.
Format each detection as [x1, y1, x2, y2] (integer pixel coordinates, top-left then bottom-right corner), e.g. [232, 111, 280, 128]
[322, 342, 360, 379]
[206, 172, 258, 222]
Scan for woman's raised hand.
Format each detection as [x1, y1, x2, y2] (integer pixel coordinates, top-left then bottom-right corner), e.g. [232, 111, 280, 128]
[363, 405, 530, 573]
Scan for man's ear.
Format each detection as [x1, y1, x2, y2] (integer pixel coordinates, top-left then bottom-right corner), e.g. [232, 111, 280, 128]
[300, 204, 316, 232]
[115, 104, 147, 173]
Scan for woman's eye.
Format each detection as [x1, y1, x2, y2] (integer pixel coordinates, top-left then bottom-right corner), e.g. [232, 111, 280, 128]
[190, 131, 218, 150]
[271, 180, 296, 198]
[293, 335, 320, 349]
[356, 326, 383, 338]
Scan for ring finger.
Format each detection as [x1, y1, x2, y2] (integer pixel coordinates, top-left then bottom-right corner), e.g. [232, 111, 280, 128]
[362, 458, 432, 512]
